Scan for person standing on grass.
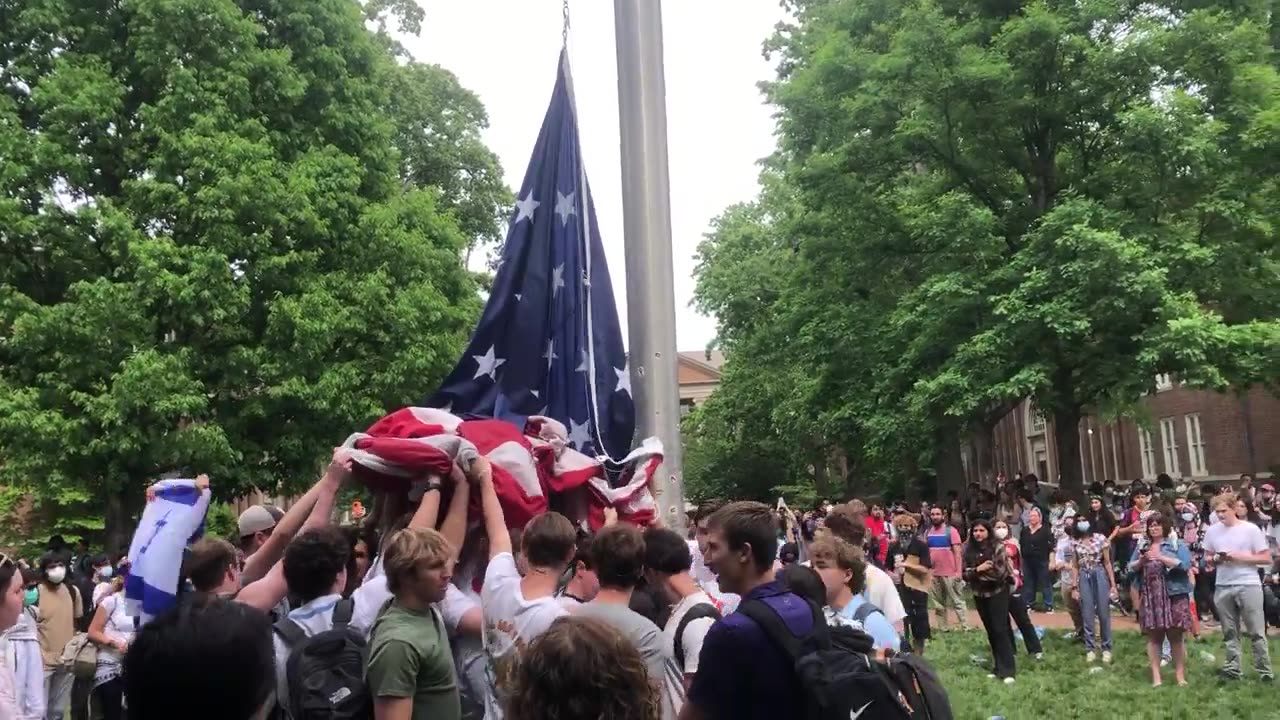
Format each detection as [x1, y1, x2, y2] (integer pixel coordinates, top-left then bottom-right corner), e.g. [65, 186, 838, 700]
[1052, 513, 1084, 641]
[926, 506, 971, 632]
[963, 520, 1016, 684]
[1020, 506, 1054, 613]
[886, 512, 932, 655]
[1202, 493, 1274, 682]
[1071, 514, 1118, 664]
[1127, 514, 1193, 687]
[994, 519, 1043, 660]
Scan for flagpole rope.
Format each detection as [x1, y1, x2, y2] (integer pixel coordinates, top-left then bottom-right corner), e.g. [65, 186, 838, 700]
[562, 0, 570, 47]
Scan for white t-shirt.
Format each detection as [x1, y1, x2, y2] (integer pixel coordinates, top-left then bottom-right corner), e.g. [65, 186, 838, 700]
[660, 591, 718, 719]
[481, 552, 568, 720]
[1203, 521, 1268, 587]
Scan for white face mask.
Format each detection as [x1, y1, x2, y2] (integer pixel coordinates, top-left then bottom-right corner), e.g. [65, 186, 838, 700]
[994, 527, 1009, 540]
[46, 567, 66, 584]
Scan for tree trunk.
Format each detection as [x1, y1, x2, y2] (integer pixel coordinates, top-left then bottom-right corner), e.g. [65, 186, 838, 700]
[104, 490, 128, 556]
[968, 420, 996, 487]
[934, 427, 966, 499]
[1053, 406, 1085, 503]
[903, 454, 922, 504]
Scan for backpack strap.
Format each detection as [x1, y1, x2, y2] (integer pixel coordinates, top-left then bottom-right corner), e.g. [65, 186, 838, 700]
[273, 617, 307, 648]
[851, 601, 882, 624]
[331, 597, 356, 629]
[738, 596, 829, 663]
[673, 603, 722, 667]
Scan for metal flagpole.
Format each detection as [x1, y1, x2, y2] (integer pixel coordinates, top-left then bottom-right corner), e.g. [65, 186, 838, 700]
[612, 0, 686, 532]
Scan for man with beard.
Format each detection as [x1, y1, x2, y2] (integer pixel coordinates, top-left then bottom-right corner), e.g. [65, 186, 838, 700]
[926, 505, 971, 632]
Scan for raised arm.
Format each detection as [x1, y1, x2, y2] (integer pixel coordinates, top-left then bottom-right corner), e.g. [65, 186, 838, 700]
[438, 463, 471, 557]
[407, 475, 444, 531]
[473, 457, 510, 559]
[241, 453, 346, 583]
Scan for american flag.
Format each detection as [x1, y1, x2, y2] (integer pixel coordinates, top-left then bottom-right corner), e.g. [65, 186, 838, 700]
[428, 49, 634, 462]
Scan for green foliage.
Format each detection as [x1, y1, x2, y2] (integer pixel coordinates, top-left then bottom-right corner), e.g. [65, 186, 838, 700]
[689, 0, 1280, 501]
[203, 503, 240, 542]
[0, 0, 503, 543]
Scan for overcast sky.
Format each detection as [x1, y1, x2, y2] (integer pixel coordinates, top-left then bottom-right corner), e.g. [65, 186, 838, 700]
[403, 0, 785, 351]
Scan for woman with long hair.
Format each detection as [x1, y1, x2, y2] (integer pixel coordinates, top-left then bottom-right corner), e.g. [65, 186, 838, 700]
[0, 556, 33, 719]
[995, 519, 1044, 659]
[1128, 514, 1193, 687]
[1071, 514, 1119, 663]
[963, 520, 1017, 683]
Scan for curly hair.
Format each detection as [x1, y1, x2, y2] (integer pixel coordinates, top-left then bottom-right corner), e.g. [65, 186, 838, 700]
[506, 617, 660, 720]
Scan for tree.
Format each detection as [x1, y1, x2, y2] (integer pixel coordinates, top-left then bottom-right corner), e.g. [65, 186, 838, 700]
[0, 0, 489, 549]
[693, 0, 1280, 501]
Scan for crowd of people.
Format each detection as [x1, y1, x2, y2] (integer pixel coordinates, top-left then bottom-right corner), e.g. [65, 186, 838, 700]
[0, 457, 1276, 719]
[789, 472, 1279, 687]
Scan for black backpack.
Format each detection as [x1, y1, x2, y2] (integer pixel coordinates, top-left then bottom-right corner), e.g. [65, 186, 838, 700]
[738, 598, 952, 720]
[273, 598, 372, 720]
[673, 602, 722, 667]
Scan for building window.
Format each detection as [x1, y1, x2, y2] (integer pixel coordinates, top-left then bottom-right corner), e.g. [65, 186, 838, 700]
[1159, 417, 1180, 477]
[1185, 414, 1207, 477]
[1155, 374, 1173, 392]
[1138, 427, 1156, 479]
[1029, 407, 1046, 434]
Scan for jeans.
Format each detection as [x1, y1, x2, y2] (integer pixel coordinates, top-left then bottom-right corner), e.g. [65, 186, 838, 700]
[1022, 556, 1053, 610]
[1078, 565, 1113, 651]
[44, 667, 74, 720]
[1215, 584, 1274, 678]
[975, 591, 1017, 679]
[930, 576, 971, 629]
[1008, 589, 1043, 654]
[95, 678, 125, 720]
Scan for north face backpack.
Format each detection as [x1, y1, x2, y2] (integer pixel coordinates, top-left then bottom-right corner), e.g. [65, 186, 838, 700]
[738, 598, 952, 720]
[274, 598, 372, 720]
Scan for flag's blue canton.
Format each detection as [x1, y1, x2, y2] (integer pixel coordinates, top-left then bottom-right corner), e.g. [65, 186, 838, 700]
[429, 50, 634, 461]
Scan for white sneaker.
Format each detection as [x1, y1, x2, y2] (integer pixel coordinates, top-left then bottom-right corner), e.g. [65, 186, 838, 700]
[986, 673, 996, 679]
[1002, 677, 1016, 685]
[1086, 651, 1097, 663]
[1035, 653, 1044, 661]
[1102, 651, 1113, 664]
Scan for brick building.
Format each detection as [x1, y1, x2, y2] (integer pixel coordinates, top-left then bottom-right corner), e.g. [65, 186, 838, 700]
[678, 350, 724, 416]
[979, 380, 1280, 486]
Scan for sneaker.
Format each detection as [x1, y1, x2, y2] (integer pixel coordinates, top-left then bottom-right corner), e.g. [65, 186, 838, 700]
[986, 673, 997, 679]
[1002, 677, 1016, 685]
[1261, 675, 1274, 684]
[1102, 651, 1112, 664]
[1044, 608, 1056, 614]
[1216, 669, 1242, 682]
[1034, 653, 1044, 661]
[1086, 651, 1097, 663]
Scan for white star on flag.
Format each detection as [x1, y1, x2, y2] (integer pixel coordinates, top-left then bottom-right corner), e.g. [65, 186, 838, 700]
[513, 192, 540, 224]
[544, 339, 558, 371]
[552, 263, 565, 296]
[568, 418, 592, 449]
[615, 364, 632, 396]
[555, 190, 576, 226]
[472, 345, 506, 381]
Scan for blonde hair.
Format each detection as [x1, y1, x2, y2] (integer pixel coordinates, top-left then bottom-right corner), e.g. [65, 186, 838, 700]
[1213, 493, 1238, 511]
[382, 527, 453, 594]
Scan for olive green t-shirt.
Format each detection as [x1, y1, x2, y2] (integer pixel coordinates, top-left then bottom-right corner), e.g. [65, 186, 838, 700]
[367, 600, 461, 720]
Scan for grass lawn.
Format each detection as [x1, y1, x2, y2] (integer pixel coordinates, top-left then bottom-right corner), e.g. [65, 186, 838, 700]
[928, 628, 1280, 719]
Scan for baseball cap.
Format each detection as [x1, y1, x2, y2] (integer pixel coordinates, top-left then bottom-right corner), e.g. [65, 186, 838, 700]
[237, 505, 281, 538]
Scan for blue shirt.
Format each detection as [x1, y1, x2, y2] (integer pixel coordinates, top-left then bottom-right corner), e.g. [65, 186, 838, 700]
[840, 595, 901, 651]
[687, 582, 814, 720]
